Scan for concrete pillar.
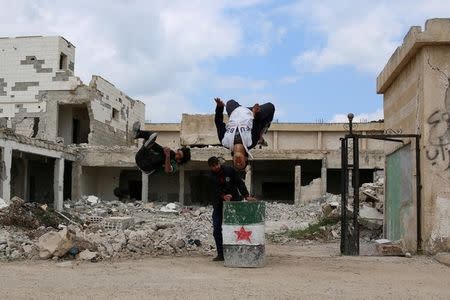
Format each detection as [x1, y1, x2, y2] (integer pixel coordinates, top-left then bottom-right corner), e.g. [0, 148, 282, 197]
[54, 158, 64, 211]
[1, 145, 12, 203]
[179, 166, 185, 205]
[294, 165, 301, 204]
[273, 131, 278, 150]
[245, 164, 252, 194]
[321, 158, 327, 195]
[317, 131, 323, 149]
[23, 159, 29, 202]
[362, 131, 367, 150]
[142, 172, 149, 203]
[71, 162, 82, 202]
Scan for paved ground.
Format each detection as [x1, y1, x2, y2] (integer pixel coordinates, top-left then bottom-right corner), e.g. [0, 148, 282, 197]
[1, 243, 449, 300]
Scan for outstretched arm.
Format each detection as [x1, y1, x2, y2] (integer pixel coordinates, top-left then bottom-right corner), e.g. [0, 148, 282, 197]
[163, 147, 174, 174]
[232, 168, 251, 199]
[214, 97, 226, 142]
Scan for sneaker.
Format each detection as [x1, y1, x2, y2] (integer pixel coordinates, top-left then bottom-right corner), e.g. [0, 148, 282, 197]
[132, 121, 141, 139]
[212, 255, 224, 261]
[144, 132, 158, 148]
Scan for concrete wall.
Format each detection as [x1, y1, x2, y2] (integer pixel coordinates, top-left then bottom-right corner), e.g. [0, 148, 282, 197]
[0, 36, 80, 124]
[0, 36, 145, 147]
[377, 18, 450, 253]
[81, 166, 123, 201]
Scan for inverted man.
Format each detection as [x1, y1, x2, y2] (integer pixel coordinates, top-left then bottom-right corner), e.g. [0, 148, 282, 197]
[133, 122, 191, 175]
[214, 98, 275, 170]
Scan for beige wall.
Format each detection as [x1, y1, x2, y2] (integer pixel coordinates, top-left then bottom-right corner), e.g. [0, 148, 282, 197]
[377, 18, 450, 253]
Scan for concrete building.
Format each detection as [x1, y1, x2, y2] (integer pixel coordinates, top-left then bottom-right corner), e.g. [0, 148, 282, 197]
[0, 35, 384, 230]
[377, 18, 450, 254]
[145, 117, 385, 205]
[0, 36, 145, 208]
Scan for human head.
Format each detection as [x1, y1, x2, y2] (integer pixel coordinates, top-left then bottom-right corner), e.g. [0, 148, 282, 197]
[232, 144, 248, 171]
[208, 156, 221, 173]
[175, 147, 191, 165]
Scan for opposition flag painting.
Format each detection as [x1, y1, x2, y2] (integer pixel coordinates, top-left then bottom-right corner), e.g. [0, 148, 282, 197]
[223, 201, 265, 267]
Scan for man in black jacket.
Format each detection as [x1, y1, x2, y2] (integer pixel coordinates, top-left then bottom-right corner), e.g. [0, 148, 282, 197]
[207, 156, 256, 261]
[133, 122, 191, 175]
[214, 98, 275, 171]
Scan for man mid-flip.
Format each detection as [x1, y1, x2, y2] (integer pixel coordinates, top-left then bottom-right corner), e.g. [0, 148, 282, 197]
[214, 98, 275, 170]
[133, 122, 191, 175]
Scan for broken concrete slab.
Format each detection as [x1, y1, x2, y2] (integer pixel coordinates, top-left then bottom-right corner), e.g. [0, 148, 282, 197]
[78, 249, 98, 261]
[359, 204, 383, 230]
[37, 228, 75, 259]
[434, 252, 450, 267]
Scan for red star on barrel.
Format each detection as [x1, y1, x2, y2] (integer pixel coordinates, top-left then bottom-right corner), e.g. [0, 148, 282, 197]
[234, 226, 252, 242]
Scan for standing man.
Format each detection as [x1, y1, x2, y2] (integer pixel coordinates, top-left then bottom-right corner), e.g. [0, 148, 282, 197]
[208, 156, 255, 261]
[214, 98, 275, 171]
[133, 122, 191, 175]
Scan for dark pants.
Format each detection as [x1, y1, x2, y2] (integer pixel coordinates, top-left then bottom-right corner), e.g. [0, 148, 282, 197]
[212, 206, 223, 257]
[135, 130, 164, 173]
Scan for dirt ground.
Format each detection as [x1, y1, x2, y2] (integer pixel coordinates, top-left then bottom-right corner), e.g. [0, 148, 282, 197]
[1, 242, 449, 300]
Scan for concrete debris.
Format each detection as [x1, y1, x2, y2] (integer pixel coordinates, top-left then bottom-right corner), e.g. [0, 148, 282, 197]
[359, 204, 383, 230]
[375, 239, 405, 256]
[85, 195, 100, 206]
[78, 249, 98, 261]
[0, 177, 386, 261]
[0, 198, 8, 210]
[37, 227, 75, 259]
[160, 203, 179, 213]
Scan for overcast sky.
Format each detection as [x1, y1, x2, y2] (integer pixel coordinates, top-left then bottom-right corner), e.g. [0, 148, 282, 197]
[2, 0, 450, 122]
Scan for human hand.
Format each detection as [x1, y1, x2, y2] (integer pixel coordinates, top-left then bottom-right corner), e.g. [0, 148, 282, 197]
[223, 194, 232, 201]
[252, 103, 260, 115]
[214, 97, 224, 107]
[245, 196, 257, 201]
[163, 147, 171, 157]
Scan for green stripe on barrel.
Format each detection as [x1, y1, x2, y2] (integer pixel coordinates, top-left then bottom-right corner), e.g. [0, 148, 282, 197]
[223, 201, 266, 268]
[223, 201, 265, 225]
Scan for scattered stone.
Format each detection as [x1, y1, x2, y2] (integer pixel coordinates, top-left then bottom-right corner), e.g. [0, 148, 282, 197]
[86, 195, 99, 205]
[375, 239, 404, 256]
[37, 228, 75, 259]
[78, 249, 98, 261]
[434, 252, 450, 267]
[359, 205, 383, 230]
[0, 198, 8, 210]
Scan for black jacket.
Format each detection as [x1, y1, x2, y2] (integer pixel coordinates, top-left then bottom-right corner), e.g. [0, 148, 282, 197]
[209, 165, 249, 209]
[215, 105, 262, 149]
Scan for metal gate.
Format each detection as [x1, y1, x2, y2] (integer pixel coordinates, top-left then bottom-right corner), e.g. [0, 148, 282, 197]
[340, 113, 421, 255]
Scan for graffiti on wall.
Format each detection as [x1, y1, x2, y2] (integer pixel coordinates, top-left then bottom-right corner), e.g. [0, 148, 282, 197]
[425, 90, 450, 176]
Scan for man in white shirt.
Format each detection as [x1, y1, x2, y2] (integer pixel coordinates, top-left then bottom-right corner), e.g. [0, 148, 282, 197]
[214, 98, 275, 170]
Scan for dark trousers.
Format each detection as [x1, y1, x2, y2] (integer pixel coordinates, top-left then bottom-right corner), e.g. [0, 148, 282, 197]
[212, 206, 223, 257]
[135, 130, 164, 173]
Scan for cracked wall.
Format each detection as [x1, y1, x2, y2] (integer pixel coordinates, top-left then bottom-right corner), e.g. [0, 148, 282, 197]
[377, 19, 450, 253]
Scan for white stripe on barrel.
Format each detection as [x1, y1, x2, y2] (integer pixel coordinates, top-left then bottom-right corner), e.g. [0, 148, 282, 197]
[222, 223, 265, 245]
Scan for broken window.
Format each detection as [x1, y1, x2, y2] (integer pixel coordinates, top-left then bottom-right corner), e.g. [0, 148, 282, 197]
[59, 52, 67, 70]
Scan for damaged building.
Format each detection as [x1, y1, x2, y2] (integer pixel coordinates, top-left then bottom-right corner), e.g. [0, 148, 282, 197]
[0, 36, 145, 209]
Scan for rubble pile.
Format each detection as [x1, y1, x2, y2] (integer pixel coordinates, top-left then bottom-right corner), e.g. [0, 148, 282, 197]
[0, 177, 385, 261]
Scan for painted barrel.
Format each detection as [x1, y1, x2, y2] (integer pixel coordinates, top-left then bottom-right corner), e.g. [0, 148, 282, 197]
[223, 201, 265, 268]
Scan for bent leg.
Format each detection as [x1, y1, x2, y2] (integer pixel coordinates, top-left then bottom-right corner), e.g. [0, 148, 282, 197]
[135, 129, 157, 140]
[257, 102, 275, 133]
[225, 100, 241, 116]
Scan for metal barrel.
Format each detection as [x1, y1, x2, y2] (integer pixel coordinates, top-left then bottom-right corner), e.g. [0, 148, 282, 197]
[222, 201, 266, 268]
